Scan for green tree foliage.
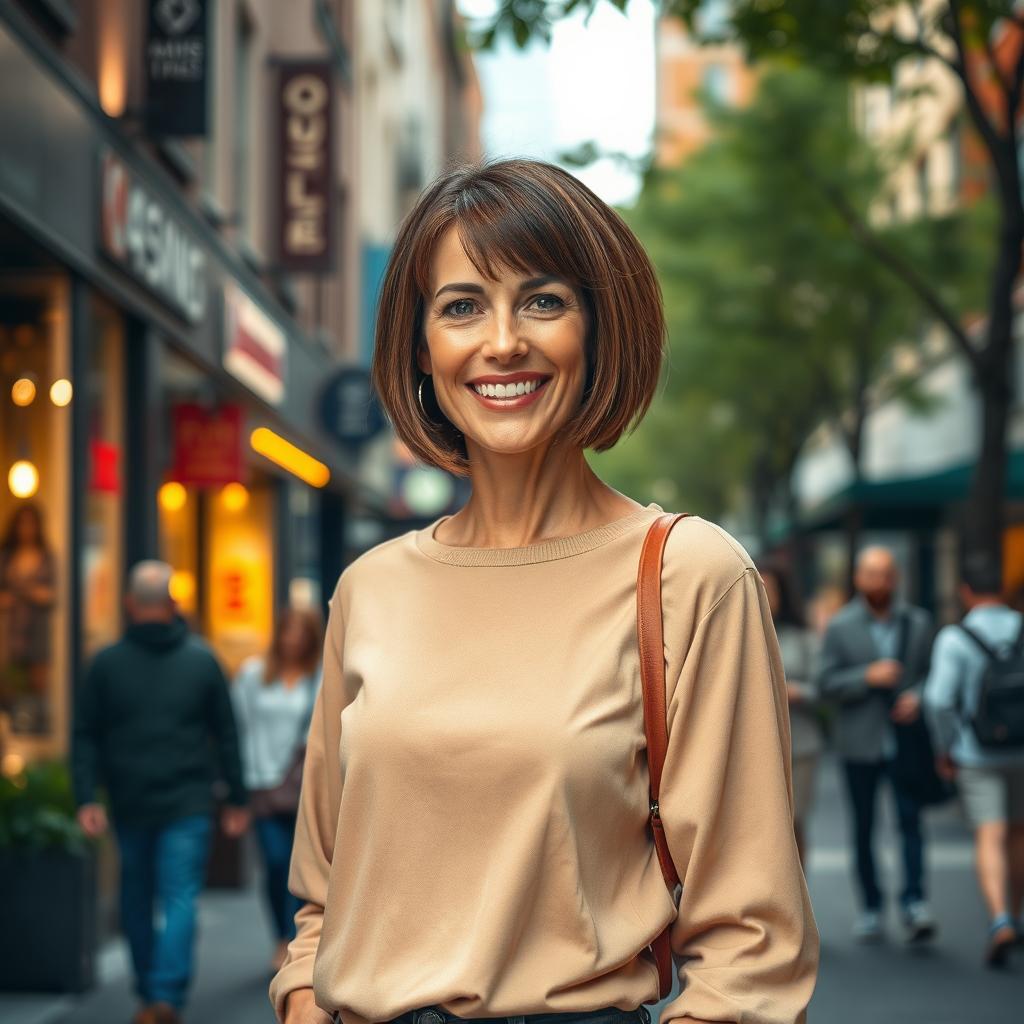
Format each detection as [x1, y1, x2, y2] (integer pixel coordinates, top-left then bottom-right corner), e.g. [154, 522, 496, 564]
[592, 66, 985, 547]
[471, 0, 1024, 565]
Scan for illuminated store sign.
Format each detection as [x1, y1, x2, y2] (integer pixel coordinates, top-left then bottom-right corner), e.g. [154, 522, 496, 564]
[99, 149, 207, 323]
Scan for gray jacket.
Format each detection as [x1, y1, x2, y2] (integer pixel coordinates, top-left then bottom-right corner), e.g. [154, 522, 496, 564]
[817, 597, 934, 762]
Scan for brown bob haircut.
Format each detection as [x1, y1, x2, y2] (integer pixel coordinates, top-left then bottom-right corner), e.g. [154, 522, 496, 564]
[371, 158, 666, 476]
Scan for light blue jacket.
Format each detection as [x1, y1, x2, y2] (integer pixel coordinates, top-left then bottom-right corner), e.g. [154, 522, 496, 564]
[923, 603, 1024, 768]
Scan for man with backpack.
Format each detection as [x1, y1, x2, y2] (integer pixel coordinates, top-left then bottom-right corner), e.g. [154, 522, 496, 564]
[923, 555, 1024, 968]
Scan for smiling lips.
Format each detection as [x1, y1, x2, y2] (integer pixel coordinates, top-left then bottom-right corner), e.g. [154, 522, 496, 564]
[466, 373, 551, 410]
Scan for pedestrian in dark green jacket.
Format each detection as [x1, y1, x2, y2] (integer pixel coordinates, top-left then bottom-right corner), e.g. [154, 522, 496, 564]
[71, 560, 249, 1024]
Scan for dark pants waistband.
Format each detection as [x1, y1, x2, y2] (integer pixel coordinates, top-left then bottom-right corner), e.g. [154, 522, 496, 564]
[387, 1005, 652, 1024]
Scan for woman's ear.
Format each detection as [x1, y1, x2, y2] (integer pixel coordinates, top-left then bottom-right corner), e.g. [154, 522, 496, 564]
[416, 342, 432, 375]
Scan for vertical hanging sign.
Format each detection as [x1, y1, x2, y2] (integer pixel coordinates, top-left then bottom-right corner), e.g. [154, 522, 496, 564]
[145, 0, 210, 136]
[276, 61, 334, 272]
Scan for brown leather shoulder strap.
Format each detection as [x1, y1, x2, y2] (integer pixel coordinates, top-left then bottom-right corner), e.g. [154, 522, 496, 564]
[636, 511, 690, 1000]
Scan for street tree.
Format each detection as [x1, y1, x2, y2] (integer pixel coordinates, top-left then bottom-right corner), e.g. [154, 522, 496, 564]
[592, 66, 985, 572]
[471, 0, 1022, 568]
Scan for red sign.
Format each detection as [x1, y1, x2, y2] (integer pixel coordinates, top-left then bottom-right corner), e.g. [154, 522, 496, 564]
[90, 440, 121, 494]
[170, 403, 245, 487]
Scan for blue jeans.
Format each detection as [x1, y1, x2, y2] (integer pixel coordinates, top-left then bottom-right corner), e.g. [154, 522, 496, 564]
[842, 759, 925, 912]
[253, 812, 301, 941]
[116, 814, 213, 1009]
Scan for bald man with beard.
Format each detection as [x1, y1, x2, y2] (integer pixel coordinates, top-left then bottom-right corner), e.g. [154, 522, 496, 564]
[818, 547, 937, 946]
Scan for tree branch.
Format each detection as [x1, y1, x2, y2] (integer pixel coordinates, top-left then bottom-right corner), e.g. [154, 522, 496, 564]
[946, 0, 1006, 161]
[801, 162, 982, 375]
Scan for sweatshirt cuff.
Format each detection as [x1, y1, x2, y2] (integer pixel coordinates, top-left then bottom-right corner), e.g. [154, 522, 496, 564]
[269, 957, 316, 1024]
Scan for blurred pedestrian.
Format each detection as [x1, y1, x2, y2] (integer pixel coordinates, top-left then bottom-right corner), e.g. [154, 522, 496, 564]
[233, 607, 323, 975]
[269, 159, 817, 1024]
[0, 502, 57, 732]
[818, 546, 937, 944]
[923, 555, 1024, 967]
[71, 560, 249, 1024]
[759, 562, 822, 867]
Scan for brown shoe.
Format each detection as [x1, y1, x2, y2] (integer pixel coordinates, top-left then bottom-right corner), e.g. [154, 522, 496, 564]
[985, 922, 1016, 968]
[131, 1007, 158, 1024]
[151, 1003, 182, 1024]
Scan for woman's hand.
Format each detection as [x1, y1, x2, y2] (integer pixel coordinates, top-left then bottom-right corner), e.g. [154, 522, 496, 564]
[284, 988, 334, 1024]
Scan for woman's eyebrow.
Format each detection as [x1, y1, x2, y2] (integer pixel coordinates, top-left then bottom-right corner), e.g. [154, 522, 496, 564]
[433, 274, 564, 301]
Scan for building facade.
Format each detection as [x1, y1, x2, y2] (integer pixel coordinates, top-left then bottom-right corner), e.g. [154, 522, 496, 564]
[0, 0, 480, 770]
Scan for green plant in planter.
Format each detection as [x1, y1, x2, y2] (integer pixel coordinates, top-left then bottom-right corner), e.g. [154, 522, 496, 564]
[0, 760, 89, 855]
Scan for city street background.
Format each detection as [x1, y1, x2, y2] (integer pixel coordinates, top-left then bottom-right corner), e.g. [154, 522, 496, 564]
[2, 1, 1024, 1023]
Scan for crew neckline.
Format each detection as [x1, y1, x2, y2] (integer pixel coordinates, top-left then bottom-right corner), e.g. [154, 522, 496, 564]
[415, 502, 665, 567]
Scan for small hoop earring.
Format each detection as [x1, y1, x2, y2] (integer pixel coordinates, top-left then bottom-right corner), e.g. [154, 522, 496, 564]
[417, 376, 429, 418]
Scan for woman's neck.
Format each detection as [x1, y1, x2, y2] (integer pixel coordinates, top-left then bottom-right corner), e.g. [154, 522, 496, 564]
[435, 441, 642, 549]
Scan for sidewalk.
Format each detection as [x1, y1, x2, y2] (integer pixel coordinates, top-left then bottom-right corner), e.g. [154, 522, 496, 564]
[1, 755, 1019, 1024]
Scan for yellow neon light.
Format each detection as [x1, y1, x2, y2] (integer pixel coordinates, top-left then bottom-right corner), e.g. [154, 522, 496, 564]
[250, 428, 330, 488]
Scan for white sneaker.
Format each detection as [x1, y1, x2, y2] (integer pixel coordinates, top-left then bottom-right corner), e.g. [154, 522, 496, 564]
[903, 900, 937, 944]
[853, 909, 884, 943]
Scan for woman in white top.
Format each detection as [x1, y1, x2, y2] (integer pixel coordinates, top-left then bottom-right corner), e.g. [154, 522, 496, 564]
[233, 607, 324, 973]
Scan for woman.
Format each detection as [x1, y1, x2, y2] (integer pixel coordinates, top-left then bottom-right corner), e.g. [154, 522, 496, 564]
[270, 160, 818, 1024]
[234, 607, 324, 974]
[0, 503, 56, 731]
[759, 562, 823, 867]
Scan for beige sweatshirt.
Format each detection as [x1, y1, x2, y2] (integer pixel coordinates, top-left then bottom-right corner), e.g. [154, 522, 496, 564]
[269, 504, 819, 1024]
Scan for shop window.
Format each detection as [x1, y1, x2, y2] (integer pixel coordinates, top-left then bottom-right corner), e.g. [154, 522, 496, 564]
[0, 276, 70, 747]
[158, 351, 275, 677]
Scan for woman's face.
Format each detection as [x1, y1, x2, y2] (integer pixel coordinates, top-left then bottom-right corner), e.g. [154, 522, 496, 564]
[419, 226, 589, 459]
[279, 618, 308, 664]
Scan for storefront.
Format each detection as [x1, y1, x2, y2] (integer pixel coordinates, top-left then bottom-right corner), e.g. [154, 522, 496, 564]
[0, 15, 362, 766]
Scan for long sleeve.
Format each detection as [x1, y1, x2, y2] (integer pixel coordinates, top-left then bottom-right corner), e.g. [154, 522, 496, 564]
[816, 623, 871, 705]
[922, 626, 965, 757]
[207, 656, 248, 808]
[269, 586, 352, 1023]
[659, 568, 819, 1024]
[71, 656, 102, 807]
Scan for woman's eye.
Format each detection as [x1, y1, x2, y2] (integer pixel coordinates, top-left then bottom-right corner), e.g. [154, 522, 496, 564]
[444, 299, 477, 318]
[530, 294, 565, 311]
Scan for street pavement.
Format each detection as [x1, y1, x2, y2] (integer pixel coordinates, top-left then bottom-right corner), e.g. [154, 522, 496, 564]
[5, 756, 1020, 1024]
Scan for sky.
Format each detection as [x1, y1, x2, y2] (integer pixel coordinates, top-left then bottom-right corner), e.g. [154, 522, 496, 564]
[455, 0, 658, 207]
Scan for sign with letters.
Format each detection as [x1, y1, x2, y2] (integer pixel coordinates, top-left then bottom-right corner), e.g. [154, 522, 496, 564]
[276, 61, 334, 272]
[145, 0, 210, 136]
[99, 148, 208, 323]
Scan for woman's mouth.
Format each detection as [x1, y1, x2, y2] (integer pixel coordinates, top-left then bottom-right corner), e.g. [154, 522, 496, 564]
[466, 375, 551, 410]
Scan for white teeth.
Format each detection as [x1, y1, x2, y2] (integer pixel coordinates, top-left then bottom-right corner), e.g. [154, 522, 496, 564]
[473, 378, 543, 398]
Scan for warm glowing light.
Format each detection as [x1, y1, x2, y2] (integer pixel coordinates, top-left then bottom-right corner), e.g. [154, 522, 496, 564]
[1, 753, 25, 778]
[11, 377, 35, 407]
[220, 482, 250, 512]
[50, 379, 73, 406]
[169, 570, 196, 606]
[8, 460, 39, 498]
[250, 428, 330, 488]
[158, 481, 188, 512]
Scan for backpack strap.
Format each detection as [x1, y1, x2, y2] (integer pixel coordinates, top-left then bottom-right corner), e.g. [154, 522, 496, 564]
[636, 511, 691, 1000]
[959, 623, 1001, 662]
[1014, 613, 1024, 656]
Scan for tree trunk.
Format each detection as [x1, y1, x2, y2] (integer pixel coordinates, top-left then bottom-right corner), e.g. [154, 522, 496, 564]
[966, 361, 1012, 566]
[964, 181, 1023, 567]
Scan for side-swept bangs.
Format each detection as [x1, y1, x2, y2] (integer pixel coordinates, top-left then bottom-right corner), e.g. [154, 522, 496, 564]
[371, 158, 665, 476]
